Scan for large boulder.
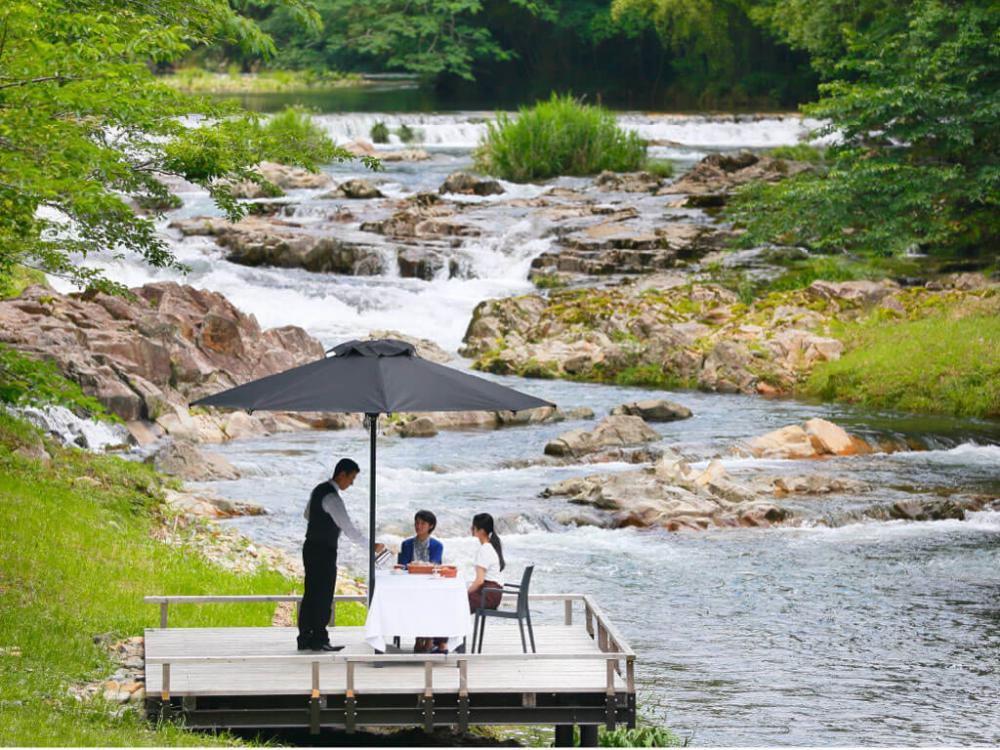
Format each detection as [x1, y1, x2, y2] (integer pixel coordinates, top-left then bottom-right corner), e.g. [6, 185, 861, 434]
[0, 283, 327, 441]
[217, 219, 386, 275]
[151, 440, 241, 481]
[747, 418, 870, 459]
[543, 454, 789, 532]
[594, 171, 663, 193]
[611, 399, 692, 422]
[667, 151, 812, 206]
[439, 172, 505, 196]
[323, 179, 384, 200]
[544, 415, 660, 458]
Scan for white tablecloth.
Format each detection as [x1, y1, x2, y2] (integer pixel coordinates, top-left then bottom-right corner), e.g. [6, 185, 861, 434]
[364, 571, 469, 652]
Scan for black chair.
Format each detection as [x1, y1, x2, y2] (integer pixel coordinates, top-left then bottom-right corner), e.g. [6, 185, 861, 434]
[472, 565, 535, 654]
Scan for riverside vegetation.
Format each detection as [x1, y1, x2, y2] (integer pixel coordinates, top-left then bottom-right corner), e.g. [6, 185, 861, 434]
[0, 410, 366, 745]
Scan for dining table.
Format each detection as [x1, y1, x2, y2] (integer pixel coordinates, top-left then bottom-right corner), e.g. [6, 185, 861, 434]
[363, 570, 470, 652]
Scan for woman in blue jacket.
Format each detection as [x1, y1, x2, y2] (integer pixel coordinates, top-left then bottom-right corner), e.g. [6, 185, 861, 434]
[397, 509, 443, 566]
[397, 509, 446, 652]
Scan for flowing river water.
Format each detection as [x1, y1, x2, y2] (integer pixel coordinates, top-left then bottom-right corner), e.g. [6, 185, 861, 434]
[57, 108, 1000, 745]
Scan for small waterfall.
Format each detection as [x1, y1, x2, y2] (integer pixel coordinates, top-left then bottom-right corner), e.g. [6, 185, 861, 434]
[13, 406, 132, 451]
[311, 112, 823, 151]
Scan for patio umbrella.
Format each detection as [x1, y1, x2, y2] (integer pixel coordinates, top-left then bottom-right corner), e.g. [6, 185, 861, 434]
[192, 338, 555, 599]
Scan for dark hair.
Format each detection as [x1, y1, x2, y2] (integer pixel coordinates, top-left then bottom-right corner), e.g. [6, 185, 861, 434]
[414, 509, 437, 533]
[333, 458, 360, 478]
[472, 512, 505, 572]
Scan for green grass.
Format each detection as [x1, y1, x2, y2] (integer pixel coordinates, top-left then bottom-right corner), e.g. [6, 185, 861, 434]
[766, 143, 824, 163]
[474, 94, 646, 182]
[600, 725, 686, 747]
[643, 159, 675, 179]
[1, 264, 48, 299]
[370, 121, 390, 144]
[805, 296, 1000, 418]
[396, 123, 421, 144]
[162, 67, 363, 93]
[531, 273, 568, 290]
[0, 411, 365, 745]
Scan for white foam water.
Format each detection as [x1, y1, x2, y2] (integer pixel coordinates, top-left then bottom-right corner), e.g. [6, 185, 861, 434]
[13, 405, 131, 451]
[314, 111, 822, 151]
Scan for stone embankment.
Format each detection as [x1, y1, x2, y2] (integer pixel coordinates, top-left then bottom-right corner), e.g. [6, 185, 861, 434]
[0, 282, 327, 445]
[461, 274, 998, 397]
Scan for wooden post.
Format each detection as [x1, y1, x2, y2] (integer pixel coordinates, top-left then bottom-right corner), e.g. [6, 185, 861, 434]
[160, 602, 168, 629]
[564, 599, 572, 626]
[345, 662, 357, 734]
[309, 661, 321, 735]
[422, 660, 434, 733]
[457, 659, 469, 734]
[554, 725, 574, 747]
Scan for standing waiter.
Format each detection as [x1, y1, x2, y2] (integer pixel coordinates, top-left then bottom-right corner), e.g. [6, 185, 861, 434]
[297, 458, 384, 651]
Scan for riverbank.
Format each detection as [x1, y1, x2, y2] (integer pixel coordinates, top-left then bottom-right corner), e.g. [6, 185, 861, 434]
[162, 68, 367, 94]
[463, 274, 1000, 419]
[0, 411, 364, 745]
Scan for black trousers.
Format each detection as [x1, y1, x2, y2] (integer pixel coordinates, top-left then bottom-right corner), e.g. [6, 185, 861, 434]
[297, 539, 338, 649]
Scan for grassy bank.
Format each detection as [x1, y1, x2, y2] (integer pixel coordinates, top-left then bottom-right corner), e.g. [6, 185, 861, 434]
[162, 67, 365, 94]
[804, 290, 1000, 418]
[0, 412, 364, 745]
[0, 265, 48, 300]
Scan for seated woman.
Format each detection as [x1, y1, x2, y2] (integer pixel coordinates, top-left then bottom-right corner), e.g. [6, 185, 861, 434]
[398, 510, 446, 653]
[467, 512, 505, 614]
[397, 509, 443, 566]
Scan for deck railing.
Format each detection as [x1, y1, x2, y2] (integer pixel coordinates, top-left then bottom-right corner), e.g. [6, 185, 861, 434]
[143, 592, 634, 732]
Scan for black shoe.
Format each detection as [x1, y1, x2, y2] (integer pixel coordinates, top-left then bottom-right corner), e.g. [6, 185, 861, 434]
[315, 643, 344, 652]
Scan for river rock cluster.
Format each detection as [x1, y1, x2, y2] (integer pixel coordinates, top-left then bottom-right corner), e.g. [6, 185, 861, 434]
[461, 276, 998, 397]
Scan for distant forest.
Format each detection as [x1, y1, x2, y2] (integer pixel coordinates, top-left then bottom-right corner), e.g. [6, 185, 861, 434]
[216, 0, 820, 109]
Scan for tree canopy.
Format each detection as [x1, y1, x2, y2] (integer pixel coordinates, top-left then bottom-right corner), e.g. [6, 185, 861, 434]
[0, 0, 355, 296]
[729, 0, 1000, 258]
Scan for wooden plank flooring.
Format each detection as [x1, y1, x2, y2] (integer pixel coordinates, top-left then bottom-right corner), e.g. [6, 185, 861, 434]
[145, 623, 627, 697]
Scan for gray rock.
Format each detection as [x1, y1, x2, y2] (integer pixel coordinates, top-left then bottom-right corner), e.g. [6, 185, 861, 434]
[399, 416, 438, 438]
[323, 179, 384, 200]
[439, 172, 504, 196]
[151, 440, 241, 481]
[611, 399, 692, 422]
[544, 415, 660, 458]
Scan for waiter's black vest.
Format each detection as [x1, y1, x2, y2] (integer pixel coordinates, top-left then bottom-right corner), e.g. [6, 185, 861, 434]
[305, 481, 342, 548]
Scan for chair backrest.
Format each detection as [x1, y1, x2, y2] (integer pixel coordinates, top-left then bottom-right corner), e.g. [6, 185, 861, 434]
[516, 565, 534, 616]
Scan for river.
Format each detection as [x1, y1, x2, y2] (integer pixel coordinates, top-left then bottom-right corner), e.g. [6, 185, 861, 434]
[58, 105, 1000, 745]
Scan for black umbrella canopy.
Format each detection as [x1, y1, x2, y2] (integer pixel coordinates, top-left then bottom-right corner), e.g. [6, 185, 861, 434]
[192, 339, 554, 414]
[191, 338, 555, 606]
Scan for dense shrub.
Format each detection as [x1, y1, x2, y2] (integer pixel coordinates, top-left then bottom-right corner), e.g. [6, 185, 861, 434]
[474, 94, 646, 182]
[370, 120, 390, 144]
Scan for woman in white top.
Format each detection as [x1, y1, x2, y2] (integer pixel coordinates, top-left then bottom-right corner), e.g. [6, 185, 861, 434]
[467, 512, 506, 613]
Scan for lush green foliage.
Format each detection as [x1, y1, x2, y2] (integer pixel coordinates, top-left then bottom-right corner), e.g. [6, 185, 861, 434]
[729, 0, 1000, 259]
[600, 723, 686, 747]
[370, 120, 391, 144]
[397, 123, 422, 144]
[0, 0, 355, 297]
[644, 158, 675, 178]
[163, 66, 361, 92]
[0, 265, 47, 300]
[0, 410, 369, 744]
[475, 94, 646, 181]
[0, 345, 110, 415]
[766, 144, 823, 163]
[248, 0, 814, 106]
[805, 291, 1000, 418]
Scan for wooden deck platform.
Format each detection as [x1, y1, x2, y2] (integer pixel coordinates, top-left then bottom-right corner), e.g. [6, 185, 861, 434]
[143, 593, 635, 738]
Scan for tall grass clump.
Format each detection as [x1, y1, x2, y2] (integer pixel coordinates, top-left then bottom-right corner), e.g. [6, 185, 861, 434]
[257, 106, 346, 170]
[370, 120, 390, 144]
[475, 94, 646, 182]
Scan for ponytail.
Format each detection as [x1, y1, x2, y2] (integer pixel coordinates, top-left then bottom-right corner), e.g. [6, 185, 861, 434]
[472, 512, 505, 571]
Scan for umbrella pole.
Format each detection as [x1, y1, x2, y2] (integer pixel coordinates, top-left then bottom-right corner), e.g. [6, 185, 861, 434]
[367, 412, 377, 605]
